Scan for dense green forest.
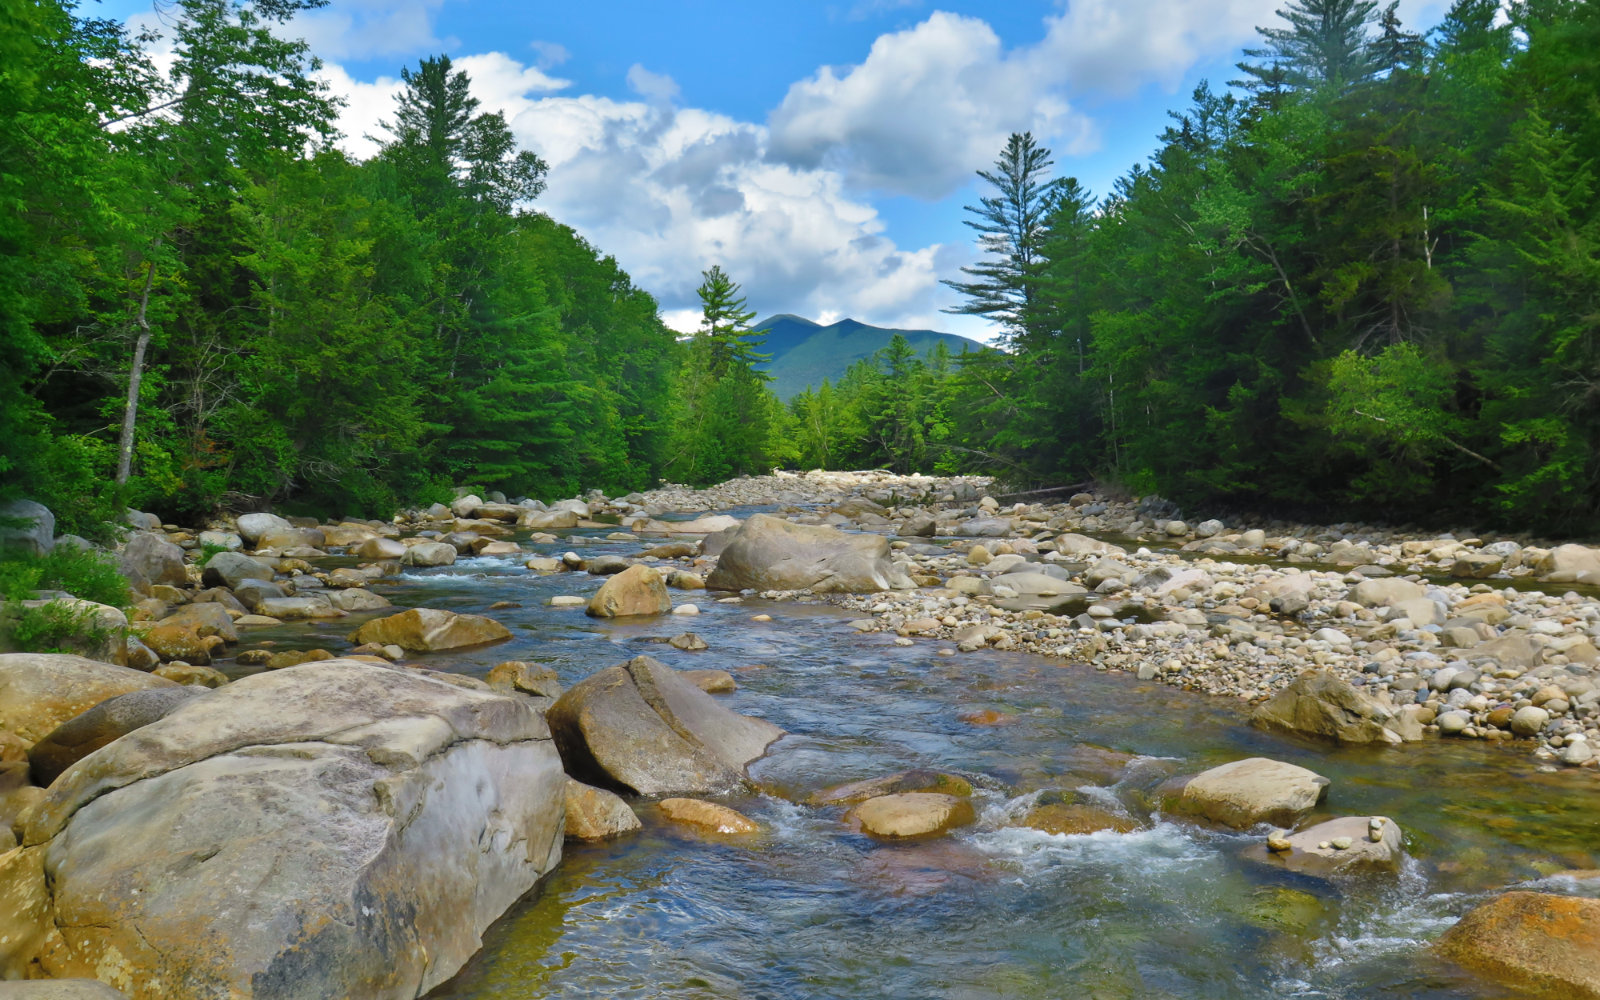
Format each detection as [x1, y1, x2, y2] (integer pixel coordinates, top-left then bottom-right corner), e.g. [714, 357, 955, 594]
[800, 0, 1600, 534]
[1, 0, 707, 536]
[4, 0, 1599, 536]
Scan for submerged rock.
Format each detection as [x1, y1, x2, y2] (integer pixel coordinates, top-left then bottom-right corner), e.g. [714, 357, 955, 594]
[548, 655, 784, 796]
[0, 659, 565, 998]
[657, 797, 760, 835]
[812, 769, 974, 805]
[705, 513, 912, 593]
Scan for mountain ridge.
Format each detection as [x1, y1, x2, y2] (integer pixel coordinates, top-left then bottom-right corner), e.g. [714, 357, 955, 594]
[749, 314, 984, 400]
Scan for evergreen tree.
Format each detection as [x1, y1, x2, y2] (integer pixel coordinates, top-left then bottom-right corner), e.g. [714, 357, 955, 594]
[667, 267, 779, 484]
[1235, 0, 1383, 93]
[942, 132, 1061, 345]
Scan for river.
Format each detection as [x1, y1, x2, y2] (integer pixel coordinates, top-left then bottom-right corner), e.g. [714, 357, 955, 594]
[234, 512, 1599, 1000]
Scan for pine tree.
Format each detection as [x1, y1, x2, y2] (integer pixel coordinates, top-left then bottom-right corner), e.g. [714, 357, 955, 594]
[1235, 0, 1382, 94]
[942, 132, 1060, 345]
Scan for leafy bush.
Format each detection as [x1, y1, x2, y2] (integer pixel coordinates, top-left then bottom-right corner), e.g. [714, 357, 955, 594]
[2, 599, 120, 655]
[0, 545, 131, 608]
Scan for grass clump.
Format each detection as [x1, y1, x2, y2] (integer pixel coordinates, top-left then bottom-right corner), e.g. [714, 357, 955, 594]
[0, 546, 131, 655]
[0, 545, 131, 608]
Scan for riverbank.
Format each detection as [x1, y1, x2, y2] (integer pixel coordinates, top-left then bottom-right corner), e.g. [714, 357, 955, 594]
[608, 470, 1600, 769]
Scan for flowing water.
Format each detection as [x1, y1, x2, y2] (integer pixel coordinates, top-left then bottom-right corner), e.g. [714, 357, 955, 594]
[240, 521, 1600, 1000]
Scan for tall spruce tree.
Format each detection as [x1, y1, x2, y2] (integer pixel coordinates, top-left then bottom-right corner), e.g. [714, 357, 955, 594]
[942, 132, 1060, 345]
[1235, 0, 1382, 93]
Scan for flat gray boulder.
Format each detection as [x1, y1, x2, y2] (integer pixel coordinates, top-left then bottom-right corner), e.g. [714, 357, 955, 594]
[200, 551, 274, 590]
[705, 513, 911, 593]
[118, 533, 187, 591]
[548, 656, 783, 795]
[0, 659, 564, 998]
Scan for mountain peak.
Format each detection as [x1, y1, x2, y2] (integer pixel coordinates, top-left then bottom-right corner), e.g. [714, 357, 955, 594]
[751, 315, 984, 399]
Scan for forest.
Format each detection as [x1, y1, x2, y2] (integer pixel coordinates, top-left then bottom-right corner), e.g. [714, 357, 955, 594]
[4, 0, 1599, 537]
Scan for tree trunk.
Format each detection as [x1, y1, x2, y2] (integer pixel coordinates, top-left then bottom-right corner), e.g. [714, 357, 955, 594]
[115, 257, 158, 485]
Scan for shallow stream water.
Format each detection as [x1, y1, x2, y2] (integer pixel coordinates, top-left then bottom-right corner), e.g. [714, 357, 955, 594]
[236, 521, 1599, 1000]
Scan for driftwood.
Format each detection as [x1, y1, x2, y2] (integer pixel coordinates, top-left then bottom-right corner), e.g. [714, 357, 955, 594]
[988, 483, 1093, 502]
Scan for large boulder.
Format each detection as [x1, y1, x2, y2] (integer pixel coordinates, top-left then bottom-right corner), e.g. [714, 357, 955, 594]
[0, 501, 54, 557]
[5, 600, 128, 665]
[548, 656, 783, 796]
[1436, 891, 1600, 999]
[401, 541, 457, 567]
[155, 603, 238, 643]
[28, 686, 207, 787]
[1251, 670, 1418, 744]
[1349, 578, 1425, 608]
[350, 608, 511, 652]
[0, 659, 565, 999]
[1176, 757, 1330, 830]
[705, 514, 912, 593]
[354, 537, 406, 560]
[518, 510, 579, 531]
[0, 654, 177, 746]
[234, 512, 291, 547]
[117, 533, 187, 591]
[1536, 544, 1600, 581]
[200, 552, 273, 590]
[1050, 533, 1126, 557]
[586, 565, 671, 618]
[989, 572, 1089, 613]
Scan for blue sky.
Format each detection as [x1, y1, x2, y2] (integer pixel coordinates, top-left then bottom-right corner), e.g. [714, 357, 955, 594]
[103, 0, 1448, 340]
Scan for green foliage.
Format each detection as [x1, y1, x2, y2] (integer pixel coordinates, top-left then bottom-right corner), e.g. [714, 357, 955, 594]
[666, 267, 782, 484]
[0, 599, 121, 656]
[0, 545, 131, 608]
[5, 15, 678, 526]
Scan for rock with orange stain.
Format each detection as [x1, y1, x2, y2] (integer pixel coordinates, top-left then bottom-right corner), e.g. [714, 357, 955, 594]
[1015, 800, 1140, 836]
[658, 797, 760, 834]
[847, 792, 976, 840]
[1436, 891, 1600, 999]
[958, 708, 1012, 726]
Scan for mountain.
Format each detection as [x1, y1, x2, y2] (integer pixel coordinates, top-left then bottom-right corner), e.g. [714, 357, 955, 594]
[750, 314, 985, 400]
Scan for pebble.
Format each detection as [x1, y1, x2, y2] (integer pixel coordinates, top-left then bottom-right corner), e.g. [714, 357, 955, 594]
[549, 596, 585, 607]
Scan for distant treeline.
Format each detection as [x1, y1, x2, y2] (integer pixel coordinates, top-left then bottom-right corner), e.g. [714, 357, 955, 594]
[4, 0, 1598, 538]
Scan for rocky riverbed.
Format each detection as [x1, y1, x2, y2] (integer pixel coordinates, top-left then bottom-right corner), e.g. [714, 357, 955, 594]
[617, 470, 1600, 768]
[1, 470, 1599, 999]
